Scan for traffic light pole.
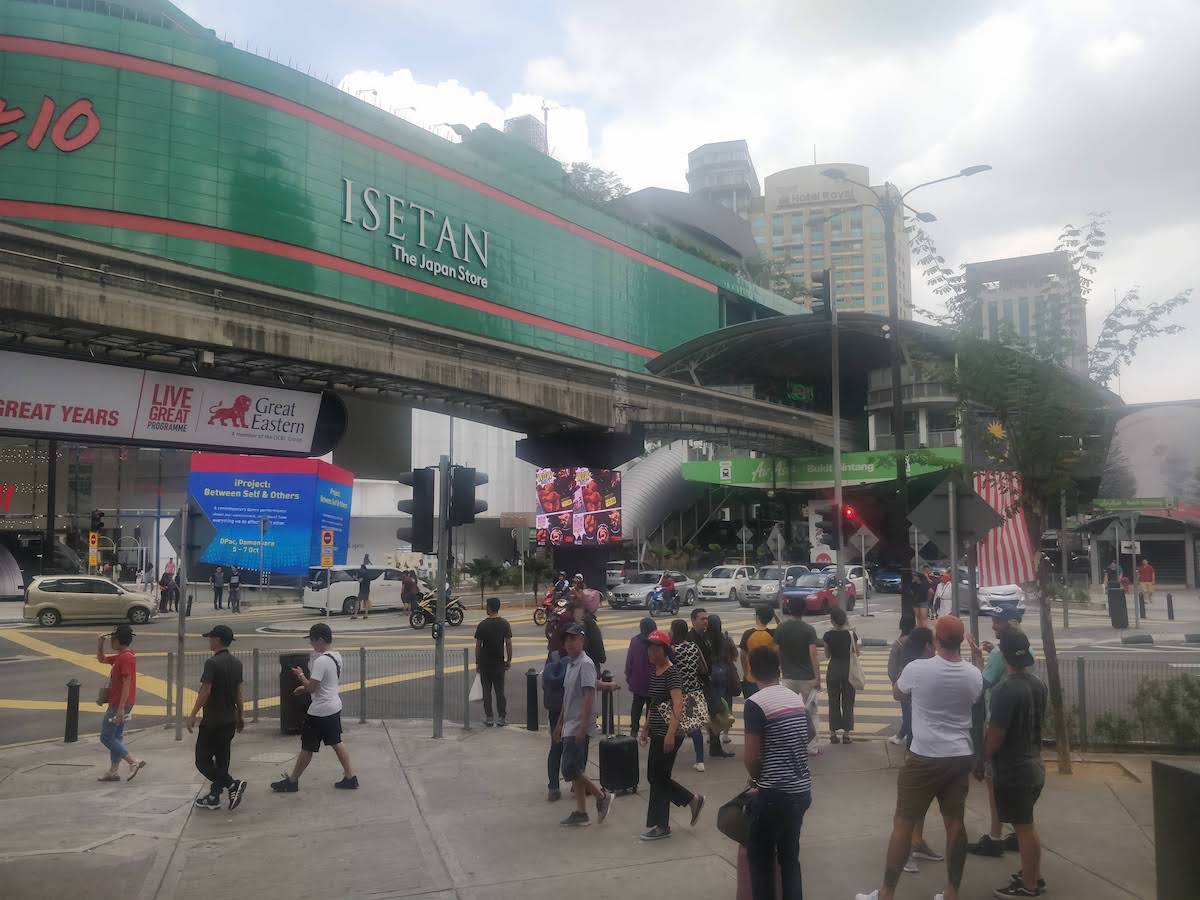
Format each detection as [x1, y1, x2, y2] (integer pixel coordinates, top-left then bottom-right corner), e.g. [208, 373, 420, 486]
[433, 454, 450, 739]
[831, 284, 845, 607]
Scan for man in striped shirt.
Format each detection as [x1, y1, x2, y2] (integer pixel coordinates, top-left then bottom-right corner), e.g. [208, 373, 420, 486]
[743, 645, 815, 899]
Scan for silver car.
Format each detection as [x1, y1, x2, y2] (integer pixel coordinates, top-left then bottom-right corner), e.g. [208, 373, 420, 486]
[608, 570, 696, 609]
[745, 564, 810, 607]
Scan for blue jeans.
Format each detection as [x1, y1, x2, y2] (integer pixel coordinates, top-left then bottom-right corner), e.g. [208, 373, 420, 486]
[899, 698, 912, 742]
[691, 729, 705, 763]
[747, 789, 812, 900]
[100, 705, 133, 765]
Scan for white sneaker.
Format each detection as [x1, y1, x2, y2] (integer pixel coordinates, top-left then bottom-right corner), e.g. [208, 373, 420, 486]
[854, 892, 879, 900]
[904, 854, 919, 873]
[721, 734, 732, 744]
[934, 894, 945, 900]
[888, 735, 905, 745]
[693, 762, 705, 772]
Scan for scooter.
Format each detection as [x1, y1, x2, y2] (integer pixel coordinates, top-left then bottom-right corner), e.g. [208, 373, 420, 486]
[647, 585, 679, 618]
[409, 589, 466, 629]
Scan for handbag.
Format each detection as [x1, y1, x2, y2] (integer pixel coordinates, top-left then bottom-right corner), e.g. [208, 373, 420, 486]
[659, 689, 709, 734]
[97, 680, 111, 707]
[469, 673, 483, 703]
[717, 789, 760, 845]
[848, 653, 867, 691]
[709, 697, 735, 733]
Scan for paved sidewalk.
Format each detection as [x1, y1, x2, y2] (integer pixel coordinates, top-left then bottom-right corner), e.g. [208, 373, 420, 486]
[0, 720, 1159, 899]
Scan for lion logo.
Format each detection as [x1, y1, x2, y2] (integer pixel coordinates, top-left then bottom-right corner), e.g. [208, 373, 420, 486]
[208, 395, 251, 428]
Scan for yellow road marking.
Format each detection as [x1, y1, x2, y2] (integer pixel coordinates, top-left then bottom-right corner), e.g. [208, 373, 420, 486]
[0, 629, 195, 706]
[0, 699, 169, 715]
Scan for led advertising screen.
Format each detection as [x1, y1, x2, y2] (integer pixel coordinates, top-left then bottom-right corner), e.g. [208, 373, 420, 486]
[188, 454, 353, 576]
[535, 467, 622, 547]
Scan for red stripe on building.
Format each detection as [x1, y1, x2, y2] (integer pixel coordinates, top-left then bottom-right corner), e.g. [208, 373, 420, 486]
[0, 36, 717, 295]
[191, 452, 354, 485]
[0, 200, 659, 359]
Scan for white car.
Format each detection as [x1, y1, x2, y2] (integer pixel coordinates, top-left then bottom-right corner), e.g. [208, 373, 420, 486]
[609, 570, 696, 609]
[302, 566, 426, 616]
[745, 564, 809, 607]
[698, 565, 756, 604]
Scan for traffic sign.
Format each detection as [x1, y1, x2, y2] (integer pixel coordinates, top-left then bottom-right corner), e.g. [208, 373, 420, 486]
[766, 524, 786, 561]
[88, 531, 98, 549]
[88, 549, 98, 567]
[737, 525, 753, 543]
[909, 476, 1003, 544]
[320, 528, 335, 568]
[1096, 497, 1177, 511]
[1120, 540, 1142, 555]
[321, 528, 335, 547]
[163, 499, 218, 571]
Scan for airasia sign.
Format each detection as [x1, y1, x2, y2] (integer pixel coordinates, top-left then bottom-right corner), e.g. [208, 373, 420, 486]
[0, 351, 322, 454]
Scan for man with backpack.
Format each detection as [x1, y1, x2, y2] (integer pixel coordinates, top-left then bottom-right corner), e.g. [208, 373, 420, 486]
[271, 622, 358, 792]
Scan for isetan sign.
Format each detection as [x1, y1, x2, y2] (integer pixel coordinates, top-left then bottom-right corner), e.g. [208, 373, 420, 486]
[0, 351, 323, 454]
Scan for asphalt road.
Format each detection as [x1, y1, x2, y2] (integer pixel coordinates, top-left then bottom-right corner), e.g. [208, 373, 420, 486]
[2, 591, 1196, 748]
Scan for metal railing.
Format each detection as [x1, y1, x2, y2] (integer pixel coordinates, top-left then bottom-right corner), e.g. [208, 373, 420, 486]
[164, 647, 472, 727]
[1035, 654, 1200, 752]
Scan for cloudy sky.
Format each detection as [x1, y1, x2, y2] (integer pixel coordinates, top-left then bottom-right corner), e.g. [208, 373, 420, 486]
[176, 0, 1200, 404]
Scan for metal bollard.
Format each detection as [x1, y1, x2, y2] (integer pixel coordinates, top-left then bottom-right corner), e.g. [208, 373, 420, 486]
[359, 646, 367, 724]
[252, 647, 260, 723]
[1138, 592, 1147, 620]
[526, 668, 539, 732]
[64, 679, 80, 743]
[1167, 592, 1175, 620]
[462, 648, 471, 730]
[1076, 657, 1088, 754]
[166, 652, 174, 724]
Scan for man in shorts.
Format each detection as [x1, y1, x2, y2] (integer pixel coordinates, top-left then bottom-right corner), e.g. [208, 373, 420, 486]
[984, 631, 1047, 898]
[554, 623, 610, 826]
[271, 622, 358, 792]
[856, 615, 983, 900]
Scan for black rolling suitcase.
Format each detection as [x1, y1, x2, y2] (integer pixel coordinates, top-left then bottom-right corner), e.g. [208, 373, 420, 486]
[598, 682, 638, 794]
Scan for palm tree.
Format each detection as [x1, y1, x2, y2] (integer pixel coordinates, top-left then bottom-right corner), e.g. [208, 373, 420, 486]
[463, 557, 503, 607]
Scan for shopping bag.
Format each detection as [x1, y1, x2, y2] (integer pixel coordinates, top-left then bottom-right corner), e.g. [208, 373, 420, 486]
[469, 673, 483, 702]
[805, 689, 822, 751]
[848, 654, 867, 691]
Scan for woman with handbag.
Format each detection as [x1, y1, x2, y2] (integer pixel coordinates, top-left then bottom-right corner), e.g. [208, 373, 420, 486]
[669, 619, 711, 772]
[822, 607, 860, 744]
[639, 629, 705, 841]
[94, 624, 146, 782]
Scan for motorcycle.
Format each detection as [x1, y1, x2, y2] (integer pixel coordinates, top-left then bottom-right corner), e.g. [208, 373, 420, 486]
[408, 589, 466, 629]
[647, 585, 679, 618]
[533, 588, 567, 627]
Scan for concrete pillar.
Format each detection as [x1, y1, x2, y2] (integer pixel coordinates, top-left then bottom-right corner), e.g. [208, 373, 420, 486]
[917, 407, 929, 447]
[1091, 541, 1102, 587]
[867, 412, 877, 451]
[1186, 527, 1196, 589]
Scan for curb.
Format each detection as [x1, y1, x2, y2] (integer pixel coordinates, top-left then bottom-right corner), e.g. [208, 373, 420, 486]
[1118, 633, 1200, 645]
[1120, 633, 1153, 645]
[860, 637, 889, 648]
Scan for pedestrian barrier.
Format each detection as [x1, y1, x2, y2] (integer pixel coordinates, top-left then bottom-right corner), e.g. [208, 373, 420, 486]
[164, 647, 471, 727]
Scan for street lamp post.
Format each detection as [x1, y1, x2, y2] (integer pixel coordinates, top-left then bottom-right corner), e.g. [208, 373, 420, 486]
[821, 165, 991, 615]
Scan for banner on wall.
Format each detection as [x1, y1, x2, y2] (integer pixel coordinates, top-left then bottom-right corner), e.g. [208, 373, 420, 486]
[187, 454, 353, 576]
[0, 351, 326, 455]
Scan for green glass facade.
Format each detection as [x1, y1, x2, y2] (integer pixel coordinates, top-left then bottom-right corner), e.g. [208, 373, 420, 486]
[0, 1, 791, 372]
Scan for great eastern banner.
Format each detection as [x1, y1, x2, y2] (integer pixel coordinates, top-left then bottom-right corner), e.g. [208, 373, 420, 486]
[0, 350, 323, 454]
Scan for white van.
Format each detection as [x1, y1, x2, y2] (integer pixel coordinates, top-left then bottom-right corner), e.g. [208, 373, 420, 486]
[302, 565, 419, 615]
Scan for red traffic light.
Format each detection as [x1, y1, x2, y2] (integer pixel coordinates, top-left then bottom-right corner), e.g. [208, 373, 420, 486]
[843, 505, 857, 520]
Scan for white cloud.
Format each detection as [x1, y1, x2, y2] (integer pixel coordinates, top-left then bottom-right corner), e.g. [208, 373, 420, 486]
[336, 71, 591, 163]
[1083, 31, 1145, 69]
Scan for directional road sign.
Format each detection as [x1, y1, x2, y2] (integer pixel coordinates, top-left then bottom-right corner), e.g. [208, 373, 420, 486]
[766, 524, 786, 561]
[163, 499, 218, 571]
[1095, 497, 1177, 511]
[908, 476, 1003, 545]
[737, 525, 753, 543]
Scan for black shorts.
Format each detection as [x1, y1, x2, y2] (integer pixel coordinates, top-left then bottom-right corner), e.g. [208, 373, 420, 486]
[994, 784, 1042, 826]
[560, 735, 590, 781]
[300, 711, 343, 753]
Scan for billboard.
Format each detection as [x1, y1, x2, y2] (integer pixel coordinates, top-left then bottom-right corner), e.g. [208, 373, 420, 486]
[188, 454, 353, 576]
[535, 467, 622, 547]
[0, 350, 328, 455]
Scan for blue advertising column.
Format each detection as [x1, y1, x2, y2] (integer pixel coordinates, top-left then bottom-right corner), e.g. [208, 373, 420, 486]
[187, 454, 353, 579]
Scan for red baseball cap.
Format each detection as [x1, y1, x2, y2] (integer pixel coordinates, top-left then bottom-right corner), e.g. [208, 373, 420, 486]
[646, 630, 672, 647]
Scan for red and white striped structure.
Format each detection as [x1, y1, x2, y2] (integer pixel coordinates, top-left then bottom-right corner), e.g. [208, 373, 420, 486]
[973, 472, 1036, 586]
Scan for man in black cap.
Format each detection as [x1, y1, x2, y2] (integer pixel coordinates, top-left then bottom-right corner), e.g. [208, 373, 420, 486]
[983, 631, 1047, 898]
[187, 624, 247, 810]
[272, 622, 358, 792]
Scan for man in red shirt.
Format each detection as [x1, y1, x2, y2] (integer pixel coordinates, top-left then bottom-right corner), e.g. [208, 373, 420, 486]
[94, 624, 146, 781]
[1137, 559, 1156, 605]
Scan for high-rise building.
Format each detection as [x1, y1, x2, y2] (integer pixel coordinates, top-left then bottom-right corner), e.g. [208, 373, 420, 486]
[964, 252, 1088, 374]
[502, 114, 547, 155]
[686, 140, 760, 218]
[749, 164, 912, 318]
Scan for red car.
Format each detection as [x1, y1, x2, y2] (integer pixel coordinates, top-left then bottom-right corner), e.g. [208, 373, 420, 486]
[777, 573, 857, 614]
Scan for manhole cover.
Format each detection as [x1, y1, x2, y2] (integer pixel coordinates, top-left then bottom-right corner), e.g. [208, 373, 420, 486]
[247, 752, 296, 764]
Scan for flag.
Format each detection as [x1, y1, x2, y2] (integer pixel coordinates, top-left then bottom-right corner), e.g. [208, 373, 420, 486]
[973, 471, 1036, 586]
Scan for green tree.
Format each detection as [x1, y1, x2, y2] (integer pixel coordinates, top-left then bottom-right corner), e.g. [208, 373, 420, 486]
[562, 162, 629, 204]
[524, 554, 556, 596]
[463, 557, 504, 607]
[913, 212, 1190, 773]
